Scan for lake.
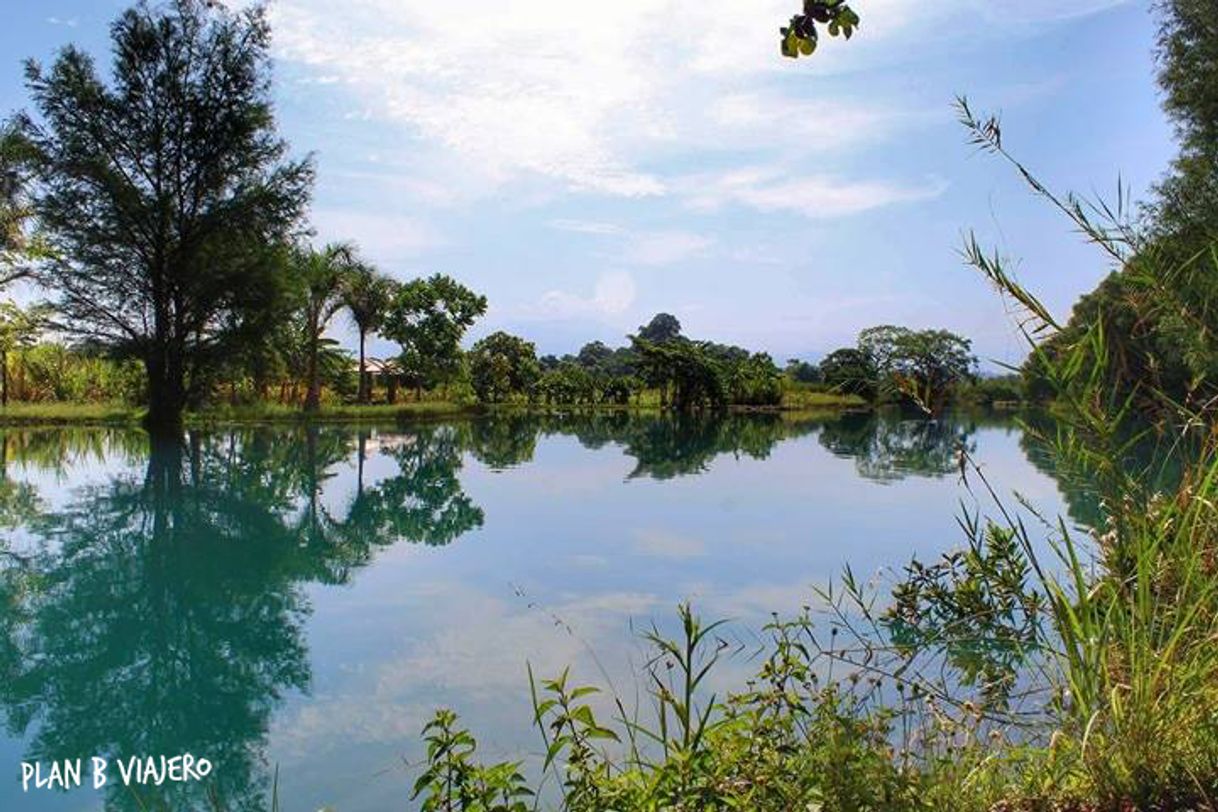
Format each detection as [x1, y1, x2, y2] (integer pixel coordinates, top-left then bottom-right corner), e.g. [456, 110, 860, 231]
[0, 410, 1080, 811]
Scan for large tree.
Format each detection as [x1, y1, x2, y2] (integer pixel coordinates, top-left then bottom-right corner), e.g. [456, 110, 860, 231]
[468, 331, 540, 403]
[858, 325, 976, 414]
[382, 274, 487, 398]
[19, 0, 312, 430]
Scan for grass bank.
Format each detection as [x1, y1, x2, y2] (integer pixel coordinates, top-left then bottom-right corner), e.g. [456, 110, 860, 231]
[0, 390, 866, 428]
[0, 400, 480, 429]
[0, 401, 144, 426]
[184, 400, 479, 426]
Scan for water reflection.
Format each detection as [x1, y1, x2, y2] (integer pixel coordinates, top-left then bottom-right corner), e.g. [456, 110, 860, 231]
[818, 410, 981, 483]
[0, 425, 482, 810]
[466, 411, 831, 479]
[0, 410, 1039, 809]
[1017, 410, 1190, 531]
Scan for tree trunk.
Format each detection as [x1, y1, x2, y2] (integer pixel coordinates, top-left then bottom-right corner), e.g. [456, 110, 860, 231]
[357, 328, 369, 404]
[304, 324, 321, 413]
[1, 348, 7, 407]
[387, 376, 398, 405]
[145, 352, 187, 433]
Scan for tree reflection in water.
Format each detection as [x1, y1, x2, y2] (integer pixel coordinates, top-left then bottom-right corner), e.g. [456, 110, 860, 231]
[0, 424, 483, 810]
[817, 410, 982, 483]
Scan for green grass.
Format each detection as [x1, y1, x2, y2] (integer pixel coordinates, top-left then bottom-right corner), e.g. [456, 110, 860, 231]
[0, 400, 483, 428]
[0, 401, 143, 425]
[778, 387, 866, 410]
[185, 400, 479, 425]
[0, 391, 864, 428]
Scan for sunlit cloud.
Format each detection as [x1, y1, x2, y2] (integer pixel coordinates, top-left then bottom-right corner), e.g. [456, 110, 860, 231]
[548, 219, 626, 236]
[309, 209, 444, 266]
[623, 231, 714, 266]
[535, 271, 638, 320]
[681, 167, 948, 219]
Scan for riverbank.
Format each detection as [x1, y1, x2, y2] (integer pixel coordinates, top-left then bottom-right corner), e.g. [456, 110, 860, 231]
[0, 391, 868, 428]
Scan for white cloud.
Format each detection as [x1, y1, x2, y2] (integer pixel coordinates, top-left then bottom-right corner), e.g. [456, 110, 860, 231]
[548, 219, 626, 236]
[549, 220, 712, 266]
[971, 0, 1131, 24]
[624, 231, 714, 266]
[708, 92, 920, 152]
[309, 209, 443, 264]
[270, 0, 670, 197]
[536, 271, 638, 319]
[682, 167, 948, 219]
[266, 0, 961, 202]
[269, 0, 1132, 207]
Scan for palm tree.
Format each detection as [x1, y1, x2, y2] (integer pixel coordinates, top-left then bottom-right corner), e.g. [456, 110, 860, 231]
[342, 264, 397, 404]
[294, 242, 359, 413]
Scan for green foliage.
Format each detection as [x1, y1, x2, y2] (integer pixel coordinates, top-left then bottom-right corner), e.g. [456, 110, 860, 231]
[468, 332, 540, 403]
[999, 1, 1218, 415]
[780, 1, 860, 59]
[887, 514, 1044, 706]
[20, 0, 313, 428]
[818, 327, 977, 412]
[412, 709, 532, 812]
[382, 274, 487, 394]
[414, 603, 930, 812]
[723, 350, 783, 406]
[956, 374, 1024, 407]
[289, 242, 361, 413]
[858, 325, 978, 414]
[637, 312, 683, 344]
[7, 343, 144, 404]
[947, 97, 1218, 808]
[535, 363, 599, 406]
[631, 336, 728, 412]
[784, 357, 821, 384]
[0, 120, 42, 285]
[818, 347, 877, 398]
[1152, 0, 1218, 247]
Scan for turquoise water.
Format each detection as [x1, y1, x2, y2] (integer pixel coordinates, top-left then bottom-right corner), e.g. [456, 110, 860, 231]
[0, 411, 1073, 810]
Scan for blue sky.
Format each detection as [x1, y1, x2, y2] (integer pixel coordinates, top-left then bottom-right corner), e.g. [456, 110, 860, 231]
[0, 0, 1175, 368]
